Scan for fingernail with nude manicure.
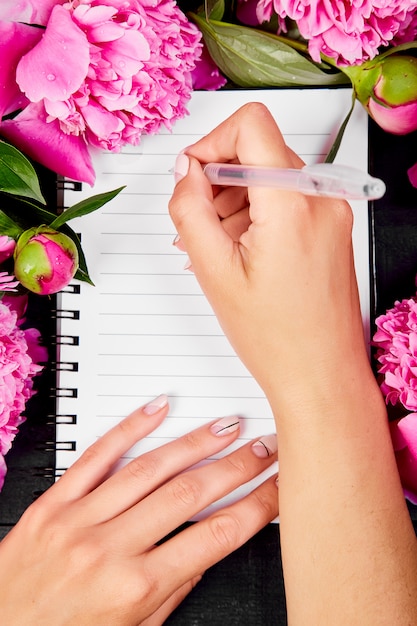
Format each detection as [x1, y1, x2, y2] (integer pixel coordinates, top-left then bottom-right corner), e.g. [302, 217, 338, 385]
[183, 257, 193, 271]
[143, 394, 168, 415]
[210, 415, 240, 436]
[174, 153, 190, 183]
[251, 434, 278, 458]
[172, 233, 181, 246]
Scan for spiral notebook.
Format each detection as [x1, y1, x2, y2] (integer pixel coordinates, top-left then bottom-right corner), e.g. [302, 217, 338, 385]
[55, 89, 370, 516]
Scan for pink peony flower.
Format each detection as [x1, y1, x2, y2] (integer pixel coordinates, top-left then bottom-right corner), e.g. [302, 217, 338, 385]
[256, 0, 417, 66]
[0, 0, 202, 184]
[0, 300, 47, 490]
[373, 296, 417, 411]
[390, 413, 417, 504]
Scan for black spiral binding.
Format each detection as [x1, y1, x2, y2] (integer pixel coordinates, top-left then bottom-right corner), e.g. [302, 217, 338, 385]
[53, 282, 80, 477]
[52, 179, 82, 478]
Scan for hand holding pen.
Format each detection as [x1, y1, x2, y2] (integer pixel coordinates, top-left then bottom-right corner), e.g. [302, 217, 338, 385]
[170, 102, 417, 625]
[169, 102, 369, 395]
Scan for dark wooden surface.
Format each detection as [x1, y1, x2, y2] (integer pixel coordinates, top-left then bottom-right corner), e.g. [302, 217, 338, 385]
[0, 122, 416, 625]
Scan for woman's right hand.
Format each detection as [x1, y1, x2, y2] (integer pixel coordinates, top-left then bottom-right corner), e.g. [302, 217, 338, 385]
[169, 103, 369, 409]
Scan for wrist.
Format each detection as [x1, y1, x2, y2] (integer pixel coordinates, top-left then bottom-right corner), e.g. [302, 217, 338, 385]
[263, 342, 384, 431]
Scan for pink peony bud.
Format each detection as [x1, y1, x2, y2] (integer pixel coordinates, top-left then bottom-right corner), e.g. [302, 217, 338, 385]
[13, 226, 78, 295]
[346, 55, 417, 136]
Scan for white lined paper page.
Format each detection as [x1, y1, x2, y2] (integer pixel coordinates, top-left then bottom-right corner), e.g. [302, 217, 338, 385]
[56, 89, 370, 518]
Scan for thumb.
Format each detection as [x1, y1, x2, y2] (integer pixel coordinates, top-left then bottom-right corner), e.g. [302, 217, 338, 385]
[169, 154, 238, 290]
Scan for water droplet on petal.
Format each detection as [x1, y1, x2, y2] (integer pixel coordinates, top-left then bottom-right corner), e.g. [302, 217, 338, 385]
[47, 74, 56, 81]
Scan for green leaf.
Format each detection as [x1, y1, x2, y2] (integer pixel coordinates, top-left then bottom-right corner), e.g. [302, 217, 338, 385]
[0, 140, 46, 204]
[0, 210, 23, 238]
[190, 15, 350, 87]
[50, 186, 125, 229]
[205, 0, 225, 21]
[372, 40, 417, 61]
[0, 195, 57, 230]
[59, 222, 94, 285]
[325, 90, 356, 163]
[74, 266, 95, 286]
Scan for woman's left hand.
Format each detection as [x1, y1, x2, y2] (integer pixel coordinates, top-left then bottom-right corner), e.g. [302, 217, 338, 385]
[0, 395, 278, 625]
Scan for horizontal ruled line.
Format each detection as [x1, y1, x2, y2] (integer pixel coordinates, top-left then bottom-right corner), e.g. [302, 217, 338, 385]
[100, 272, 190, 276]
[98, 333, 223, 337]
[98, 353, 237, 357]
[100, 252, 179, 256]
[99, 293, 205, 297]
[98, 312, 215, 317]
[97, 394, 263, 399]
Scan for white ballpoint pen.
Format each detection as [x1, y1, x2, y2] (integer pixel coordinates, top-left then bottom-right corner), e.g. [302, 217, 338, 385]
[203, 162, 386, 200]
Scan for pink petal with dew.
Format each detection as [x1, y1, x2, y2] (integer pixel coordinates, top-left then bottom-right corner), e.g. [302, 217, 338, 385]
[0, 21, 41, 117]
[16, 5, 90, 103]
[390, 414, 417, 504]
[0, 0, 64, 25]
[408, 162, 417, 189]
[368, 99, 417, 135]
[0, 102, 95, 185]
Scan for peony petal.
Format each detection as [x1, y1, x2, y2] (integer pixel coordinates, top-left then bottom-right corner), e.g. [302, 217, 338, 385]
[0, 21, 42, 117]
[236, 0, 263, 26]
[0, 236, 15, 264]
[368, 99, 417, 135]
[191, 45, 227, 91]
[82, 100, 124, 140]
[394, 413, 417, 457]
[390, 415, 417, 504]
[24, 327, 48, 365]
[100, 30, 150, 79]
[408, 161, 417, 189]
[0, 102, 95, 185]
[72, 4, 118, 28]
[0, 0, 64, 25]
[2, 294, 28, 323]
[0, 454, 6, 491]
[16, 5, 90, 103]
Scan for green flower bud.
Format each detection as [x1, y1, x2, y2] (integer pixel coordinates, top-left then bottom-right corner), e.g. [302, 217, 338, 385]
[345, 54, 417, 135]
[14, 226, 79, 295]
